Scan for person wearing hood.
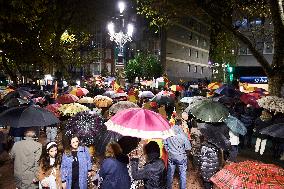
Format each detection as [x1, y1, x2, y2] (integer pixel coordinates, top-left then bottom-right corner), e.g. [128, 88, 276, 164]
[10, 128, 42, 189]
[130, 141, 167, 189]
[163, 123, 191, 189]
[99, 142, 131, 189]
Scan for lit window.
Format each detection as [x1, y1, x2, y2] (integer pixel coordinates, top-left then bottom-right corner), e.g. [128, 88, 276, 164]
[187, 64, 191, 72]
[195, 51, 199, 58]
[188, 49, 191, 56]
[194, 66, 197, 72]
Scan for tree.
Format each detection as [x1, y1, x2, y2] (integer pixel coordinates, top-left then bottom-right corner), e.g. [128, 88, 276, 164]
[142, 54, 162, 80]
[137, 0, 284, 96]
[125, 57, 142, 83]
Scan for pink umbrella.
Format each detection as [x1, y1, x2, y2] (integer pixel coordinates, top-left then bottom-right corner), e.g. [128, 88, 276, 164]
[45, 103, 62, 117]
[105, 108, 175, 139]
[56, 94, 79, 104]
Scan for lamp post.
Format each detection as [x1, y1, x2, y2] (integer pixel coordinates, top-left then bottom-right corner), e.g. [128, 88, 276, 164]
[107, 1, 134, 58]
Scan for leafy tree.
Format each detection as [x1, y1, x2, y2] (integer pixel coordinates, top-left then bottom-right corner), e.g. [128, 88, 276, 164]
[137, 0, 284, 96]
[125, 57, 142, 83]
[142, 54, 162, 80]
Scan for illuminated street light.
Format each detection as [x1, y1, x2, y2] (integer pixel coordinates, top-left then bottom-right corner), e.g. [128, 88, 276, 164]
[118, 1, 125, 13]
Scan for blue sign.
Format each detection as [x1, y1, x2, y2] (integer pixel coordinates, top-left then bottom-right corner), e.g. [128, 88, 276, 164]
[240, 76, 268, 84]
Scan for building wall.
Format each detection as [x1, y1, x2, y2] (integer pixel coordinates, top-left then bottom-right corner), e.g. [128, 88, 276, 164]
[165, 19, 211, 82]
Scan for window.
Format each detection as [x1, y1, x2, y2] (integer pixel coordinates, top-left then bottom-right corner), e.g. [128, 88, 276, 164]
[187, 64, 191, 72]
[203, 40, 207, 47]
[239, 46, 248, 55]
[196, 36, 199, 45]
[194, 66, 197, 73]
[195, 51, 199, 58]
[201, 52, 204, 58]
[201, 67, 204, 74]
[188, 49, 191, 56]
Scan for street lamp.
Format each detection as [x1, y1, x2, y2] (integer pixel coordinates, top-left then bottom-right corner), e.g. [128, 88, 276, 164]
[118, 1, 125, 14]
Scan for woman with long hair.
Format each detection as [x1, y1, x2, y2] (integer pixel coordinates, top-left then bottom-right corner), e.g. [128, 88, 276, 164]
[61, 135, 92, 189]
[38, 142, 62, 189]
[99, 142, 131, 189]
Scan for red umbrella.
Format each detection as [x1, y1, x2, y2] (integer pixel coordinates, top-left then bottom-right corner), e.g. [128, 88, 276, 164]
[240, 93, 260, 108]
[211, 160, 284, 189]
[45, 103, 62, 117]
[56, 94, 79, 104]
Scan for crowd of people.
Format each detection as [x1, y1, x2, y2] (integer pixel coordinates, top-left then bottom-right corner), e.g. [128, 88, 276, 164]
[0, 81, 284, 189]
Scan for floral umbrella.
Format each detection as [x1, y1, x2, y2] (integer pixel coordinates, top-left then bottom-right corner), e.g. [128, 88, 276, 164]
[211, 161, 284, 189]
[69, 87, 89, 97]
[93, 95, 113, 108]
[257, 96, 284, 113]
[190, 100, 229, 122]
[78, 97, 94, 104]
[45, 103, 62, 117]
[65, 111, 106, 146]
[58, 103, 89, 116]
[224, 115, 247, 135]
[105, 108, 175, 139]
[56, 94, 79, 104]
[109, 101, 139, 114]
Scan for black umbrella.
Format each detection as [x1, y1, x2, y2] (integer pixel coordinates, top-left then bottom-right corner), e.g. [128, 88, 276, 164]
[3, 98, 29, 107]
[200, 124, 231, 151]
[260, 123, 284, 139]
[3, 90, 32, 101]
[215, 85, 241, 98]
[151, 95, 174, 106]
[0, 105, 60, 128]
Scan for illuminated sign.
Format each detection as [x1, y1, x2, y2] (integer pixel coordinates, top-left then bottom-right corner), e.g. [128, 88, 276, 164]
[240, 76, 268, 84]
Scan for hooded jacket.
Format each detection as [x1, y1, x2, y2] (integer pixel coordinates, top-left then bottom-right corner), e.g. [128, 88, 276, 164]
[99, 153, 131, 189]
[130, 152, 166, 189]
[163, 125, 191, 161]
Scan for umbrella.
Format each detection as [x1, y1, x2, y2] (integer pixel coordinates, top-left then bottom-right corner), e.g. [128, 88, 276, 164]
[3, 89, 32, 101]
[183, 97, 206, 113]
[224, 115, 247, 135]
[3, 98, 29, 107]
[105, 108, 175, 139]
[93, 95, 113, 108]
[211, 160, 284, 189]
[102, 90, 115, 98]
[78, 97, 94, 104]
[170, 85, 184, 91]
[151, 91, 175, 106]
[260, 123, 284, 139]
[0, 105, 60, 128]
[138, 91, 155, 98]
[45, 103, 62, 117]
[190, 100, 229, 122]
[65, 111, 106, 146]
[200, 124, 231, 150]
[58, 103, 89, 116]
[180, 96, 206, 104]
[218, 96, 234, 105]
[240, 93, 260, 108]
[69, 87, 89, 97]
[208, 82, 222, 90]
[215, 85, 241, 97]
[109, 101, 139, 114]
[56, 94, 79, 104]
[257, 96, 284, 113]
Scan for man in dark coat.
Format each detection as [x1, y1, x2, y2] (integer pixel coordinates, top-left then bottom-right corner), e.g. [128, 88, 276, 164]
[130, 141, 167, 189]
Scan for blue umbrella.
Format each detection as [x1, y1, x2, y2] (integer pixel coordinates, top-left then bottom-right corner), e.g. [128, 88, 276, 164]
[224, 115, 247, 135]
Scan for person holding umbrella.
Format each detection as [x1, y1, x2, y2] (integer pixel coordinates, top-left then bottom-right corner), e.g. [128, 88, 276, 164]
[10, 128, 42, 189]
[61, 135, 92, 189]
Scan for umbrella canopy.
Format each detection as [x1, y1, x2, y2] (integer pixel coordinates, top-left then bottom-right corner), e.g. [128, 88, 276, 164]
[257, 96, 284, 113]
[109, 101, 139, 114]
[218, 96, 234, 106]
[180, 96, 206, 104]
[200, 124, 231, 150]
[78, 97, 94, 104]
[211, 160, 284, 189]
[0, 105, 60, 128]
[111, 92, 128, 99]
[215, 85, 241, 97]
[240, 93, 260, 108]
[65, 111, 105, 145]
[151, 91, 175, 106]
[208, 82, 222, 90]
[224, 115, 247, 135]
[58, 103, 90, 116]
[69, 87, 89, 97]
[138, 91, 155, 98]
[3, 98, 29, 107]
[260, 123, 284, 139]
[56, 94, 79, 104]
[45, 103, 62, 117]
[190, 100, 229, 123]
[93, 95, 113, 108]
[170, 85, 184, 91]
[105, 108, 175, 139]
[102, 90, 115, 98]
[3, 89, 32, 101]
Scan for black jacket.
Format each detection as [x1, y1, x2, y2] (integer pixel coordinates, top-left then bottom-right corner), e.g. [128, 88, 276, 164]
[197, 142, 220, 182]
[130, 153, 166, 189]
